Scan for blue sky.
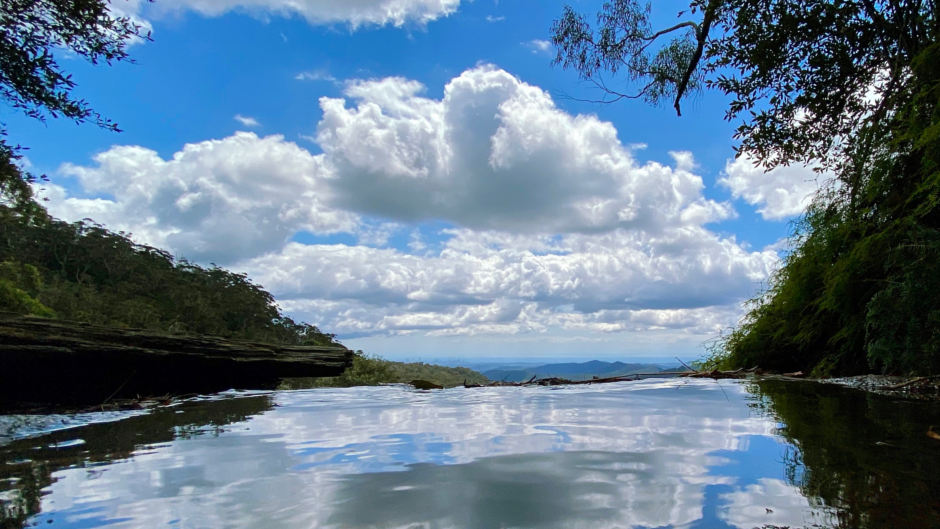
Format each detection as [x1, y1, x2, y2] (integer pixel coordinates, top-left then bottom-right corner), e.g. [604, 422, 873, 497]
[8, 0, 823, 360]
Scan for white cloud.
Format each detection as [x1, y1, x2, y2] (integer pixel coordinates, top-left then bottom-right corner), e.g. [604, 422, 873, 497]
[719, 155, 827, 220]
[233, 114, 261, 127]
[46, 132, 357, 264]
[44, 66, 782, 347]
[143, 0, 461, 28]
[485, 15, 505, 22]
[318, 65, 734, 234]
[106, 0, 154, 44]
[524, 39, 552, 54]
[719, 478, 839, 529]
[294, 69, 337, 83]
[241, 226, 775, 338]
[37, 381, 792, 529]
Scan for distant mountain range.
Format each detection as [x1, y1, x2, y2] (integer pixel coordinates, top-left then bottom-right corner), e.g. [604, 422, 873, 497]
[482, 360, 681, 382]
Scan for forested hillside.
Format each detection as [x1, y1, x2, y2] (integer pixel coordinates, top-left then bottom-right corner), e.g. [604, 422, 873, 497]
[0, 156, 338, 347]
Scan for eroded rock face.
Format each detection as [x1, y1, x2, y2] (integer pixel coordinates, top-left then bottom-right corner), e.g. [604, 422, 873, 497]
[0, 315, 353, 408]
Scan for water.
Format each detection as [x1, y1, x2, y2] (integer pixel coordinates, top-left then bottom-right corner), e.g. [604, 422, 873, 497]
[1, 379, 938, 529]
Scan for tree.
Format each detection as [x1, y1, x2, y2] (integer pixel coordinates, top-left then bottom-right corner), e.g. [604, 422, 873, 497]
[551, 0, 937, 168]
[553, 1, 940, 375]
[1, 0, 149, 129]
[0, 0, 150, 208]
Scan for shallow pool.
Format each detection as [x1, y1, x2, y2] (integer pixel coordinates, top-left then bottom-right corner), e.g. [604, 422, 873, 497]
[1, 378, 938, 528]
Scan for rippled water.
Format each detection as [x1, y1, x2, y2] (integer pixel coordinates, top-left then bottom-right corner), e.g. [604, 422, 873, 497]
[1, 379, 939, 529]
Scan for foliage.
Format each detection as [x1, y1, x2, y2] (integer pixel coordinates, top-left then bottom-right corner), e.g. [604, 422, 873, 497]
[0, 175, 339, 346]
[0, 0, 149, 210]
[386, 361, 489, 387]
[552, 0, 936, 168]
[555, 1, 940, 375]
[714, 41, 940, 375]
[282, 353, 397, 388]
[0, 0, 148, 129]
[0, 261, 55, 318]
[281, 352, 490, 389]
[0, 145, 46, 221]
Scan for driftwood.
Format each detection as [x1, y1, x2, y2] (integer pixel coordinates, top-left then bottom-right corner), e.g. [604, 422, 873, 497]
[466, 372, 689, 388]
[462, 365, 940, 405]
[0, 314, 353, 408]
[883, 375, 940, 390]
[465, 367, 812, 389]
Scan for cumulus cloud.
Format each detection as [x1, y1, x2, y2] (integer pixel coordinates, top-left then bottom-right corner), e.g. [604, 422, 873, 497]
[240, 226, 776, 337]
[141, 0, 461, 28]
[44, 66, 780, 343]
[46, 132, 356, 264]
[318, 66, 733, 234]
[719, 155, 827, 220]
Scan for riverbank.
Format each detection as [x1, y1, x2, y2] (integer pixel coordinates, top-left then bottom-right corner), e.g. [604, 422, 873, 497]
[686, 368, 940, 401]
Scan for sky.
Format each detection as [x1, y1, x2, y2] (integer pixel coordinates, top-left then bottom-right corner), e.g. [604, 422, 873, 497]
[5, 0, 824, 361]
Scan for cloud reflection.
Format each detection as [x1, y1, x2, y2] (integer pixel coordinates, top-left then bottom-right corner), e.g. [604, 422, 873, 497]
[325, 450, 706, 529]
[6, 381, 840, 529]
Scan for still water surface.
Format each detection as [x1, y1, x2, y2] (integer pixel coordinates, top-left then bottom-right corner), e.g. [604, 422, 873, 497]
[1, 379, 939, 528]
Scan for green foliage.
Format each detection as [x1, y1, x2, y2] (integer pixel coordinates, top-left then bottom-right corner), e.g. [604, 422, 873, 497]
[864, 233, 940, 374]
[557, 2, 940, 375]
[553, 1, 935, 168]
[281, 352, 490, 389]
[0, 0, 149, 129]
[386, 361, 489, 387]
[284, 353, 397, 388]
[551, 1, 705, 106]
[0, 175, 339, 346]
[0, 145, 46, 220]
[711, 40, 940, 375]
[0, 0, 149, 214]
[0, 261, 55, 318]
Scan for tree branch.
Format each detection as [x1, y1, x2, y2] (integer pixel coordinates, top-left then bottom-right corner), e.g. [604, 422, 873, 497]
[673, 1, 719, 116]
[642, 20, 700, 42]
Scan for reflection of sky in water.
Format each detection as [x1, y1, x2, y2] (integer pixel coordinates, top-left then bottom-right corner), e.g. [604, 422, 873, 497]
[14, 380, 839, 528]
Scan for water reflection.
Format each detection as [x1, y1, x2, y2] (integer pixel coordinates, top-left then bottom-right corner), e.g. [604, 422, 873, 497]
[327, 450, 706, 529]
[0, 393, 274, 528]
[752, 380, 940, 529]
[0, 380, 936, 528]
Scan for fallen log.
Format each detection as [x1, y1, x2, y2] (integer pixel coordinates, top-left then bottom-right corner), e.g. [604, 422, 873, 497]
[470, 373, 656, 388]
[0, 314, 354, 408]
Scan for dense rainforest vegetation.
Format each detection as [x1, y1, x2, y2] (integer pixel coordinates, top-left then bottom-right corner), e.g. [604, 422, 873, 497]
[554, 0, 940, 376]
